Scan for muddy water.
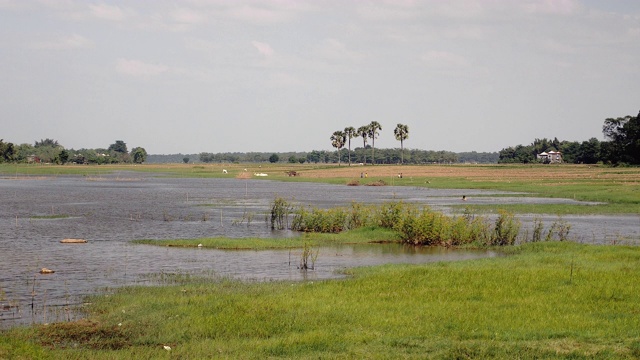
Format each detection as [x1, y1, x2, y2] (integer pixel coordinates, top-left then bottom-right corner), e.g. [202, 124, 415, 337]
[1, 171, 638, 327]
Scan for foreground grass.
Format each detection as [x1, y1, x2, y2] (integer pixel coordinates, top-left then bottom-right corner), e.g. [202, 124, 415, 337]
[133, 227, 400, 250]
[2, 242, 640, 359]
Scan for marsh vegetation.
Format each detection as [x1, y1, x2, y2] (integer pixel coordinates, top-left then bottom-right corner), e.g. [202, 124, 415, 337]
[1, 164, 639, 358]
[3, 242, 640, 358]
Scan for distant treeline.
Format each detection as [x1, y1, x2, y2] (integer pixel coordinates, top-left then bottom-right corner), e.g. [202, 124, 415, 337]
[0, 139, 147, 164]
[147, 148, 499, 164]
[498, 110, 640, 165]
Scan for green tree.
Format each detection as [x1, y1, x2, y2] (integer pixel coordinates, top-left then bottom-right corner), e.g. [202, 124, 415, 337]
[559, 141, 580, 163]
[269, 153, 279, 163]
[357, 125, 369, 164]
[602, 111, 640, 164]
[330, 130, 346, 166]
[108, 140, 128, 154]
[393, 123, 409, 165]
[14, 143, 35, 163]
[54, 149, 69, 164]
[199, 153, 214, 163]
[183, 157, 190, 164]
[576, 138, 601, 164]
[367, 121, 382, 165]
[131, 147, 148, 164]
[0, 139, 15, 163]
[344, 126, 357, 166]
[498, 145, 535, 164]
[34, 138, 60, 148]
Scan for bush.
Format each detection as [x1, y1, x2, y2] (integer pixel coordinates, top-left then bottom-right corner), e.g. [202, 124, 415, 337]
[488, 210, 520, 246]
[279, 198, 526, 247]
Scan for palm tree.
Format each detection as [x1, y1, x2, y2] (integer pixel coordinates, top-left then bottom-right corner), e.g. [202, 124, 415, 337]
[367, 121, 382, 165]
[330, 130, 346, 166]
[357, 125, 369, 164]
[394, 123, 409, 164]
[344, 126, 357, 166]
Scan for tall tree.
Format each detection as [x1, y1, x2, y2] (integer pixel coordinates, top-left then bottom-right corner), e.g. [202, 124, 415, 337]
[108, 140, 128, 153]
[0, 139, 15, 163]
[344, 126, 357, 166]
[34, 138, 60, 148]
[393, 123, 409, 165]
[330, 130, 346, 166]
[357, 125, 369, 164]
[131, 147, 148, 164]
[602, 111, 640, 164]
[367, 121, 382, 165]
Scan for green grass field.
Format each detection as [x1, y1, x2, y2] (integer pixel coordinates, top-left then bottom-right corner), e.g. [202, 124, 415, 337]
[2, 242, 640, 359]
[133, 227, 401, 250]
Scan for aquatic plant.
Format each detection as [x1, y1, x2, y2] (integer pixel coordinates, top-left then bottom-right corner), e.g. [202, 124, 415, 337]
[298, 241, 318, 270]
[269, 197, 293, 230]
[488, 210, 520, 246]
[531, 216, 544, 242]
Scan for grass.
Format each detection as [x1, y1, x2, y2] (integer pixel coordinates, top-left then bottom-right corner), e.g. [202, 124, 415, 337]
[29, 214, 71, 220]
[132, 227, 401, 250]
[450, 203, 637, 215]
[2, 242, 640, 359]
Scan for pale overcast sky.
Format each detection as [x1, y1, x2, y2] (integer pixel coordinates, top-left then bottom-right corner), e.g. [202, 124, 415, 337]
[1, 1, 639, 154]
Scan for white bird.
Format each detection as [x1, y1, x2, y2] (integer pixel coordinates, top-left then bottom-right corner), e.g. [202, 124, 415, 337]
[164, 345, 172, 351]
[222, 169, 228, 174]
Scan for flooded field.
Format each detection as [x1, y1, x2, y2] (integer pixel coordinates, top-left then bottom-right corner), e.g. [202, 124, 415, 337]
[1, 171, 638, 327]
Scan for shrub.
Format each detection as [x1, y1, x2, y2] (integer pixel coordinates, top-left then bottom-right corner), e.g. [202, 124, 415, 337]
[376, 201, 410, 229]
[269, 197, 293, 230]
[488, 210, 520, 246]
[277, 197, 525, 247]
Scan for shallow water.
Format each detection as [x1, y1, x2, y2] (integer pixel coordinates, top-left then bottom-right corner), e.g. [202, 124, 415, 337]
[1, 172, 638, 327]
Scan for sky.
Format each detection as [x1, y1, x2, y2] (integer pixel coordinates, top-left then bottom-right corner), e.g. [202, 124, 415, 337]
[1, 0, 639, 155]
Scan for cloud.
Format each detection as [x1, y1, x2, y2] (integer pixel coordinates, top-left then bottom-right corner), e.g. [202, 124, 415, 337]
[115, 58, 169, 77]
[88, 3, 128, 21]
[522, 0, 580, 15]
[252, 40, 274, 57]
[418, 50, 488, 78]
[227, 4, 295, 24]
[268, 72, 302, 88]
[313, 38, 362, 63]
[170, 7, 208, 25]
[420, 50, 469, 68]
[30, 33, 93, 50]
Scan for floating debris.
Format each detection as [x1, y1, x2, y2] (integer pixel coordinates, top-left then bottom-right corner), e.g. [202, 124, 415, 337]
[60, 238, 87, 244]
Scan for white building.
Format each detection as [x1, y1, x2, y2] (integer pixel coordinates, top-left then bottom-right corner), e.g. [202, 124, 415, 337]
[537, 151, 562, 164]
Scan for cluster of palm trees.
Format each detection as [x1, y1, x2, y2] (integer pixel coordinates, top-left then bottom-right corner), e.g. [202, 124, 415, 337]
[331, 122, 409, 166]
